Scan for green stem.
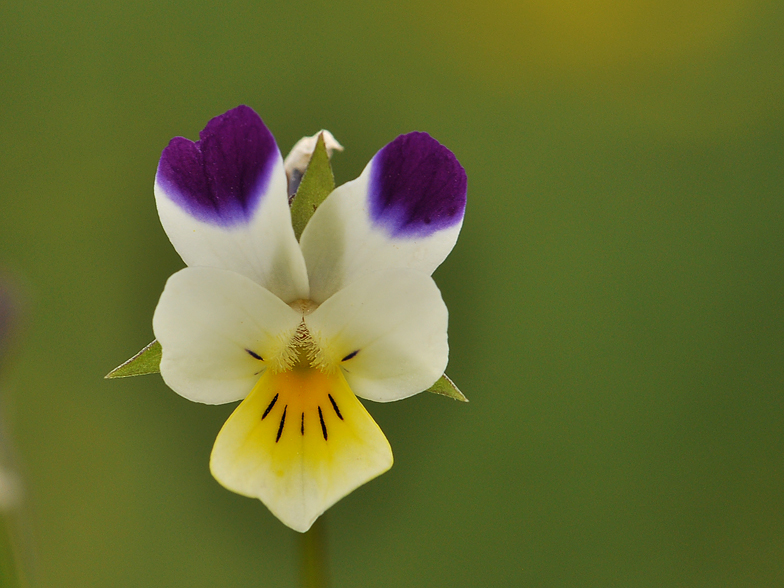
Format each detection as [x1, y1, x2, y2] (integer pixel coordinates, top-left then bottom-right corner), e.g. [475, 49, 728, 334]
[0, 513, 26, 588]
[299, 517, 329, 588]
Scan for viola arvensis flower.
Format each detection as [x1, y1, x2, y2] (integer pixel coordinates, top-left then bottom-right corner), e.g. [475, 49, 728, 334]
[152, 105, 466, 532]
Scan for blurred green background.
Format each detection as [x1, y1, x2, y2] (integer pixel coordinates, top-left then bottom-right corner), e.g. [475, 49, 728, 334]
[1, 0, 783, 586]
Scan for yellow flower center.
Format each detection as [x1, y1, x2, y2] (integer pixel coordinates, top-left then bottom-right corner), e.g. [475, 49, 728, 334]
[224, 298, 373, 459]
[215, 344, 384, 479]
[209, 305, 392, 532]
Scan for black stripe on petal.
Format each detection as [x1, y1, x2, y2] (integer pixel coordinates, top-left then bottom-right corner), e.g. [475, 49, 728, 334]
[261, 393, 278, 420]
[276, 406, 287, 443]
[318, 406, 328, 440]
[328, 394, 343, 420]
[246, 349, 263, 361]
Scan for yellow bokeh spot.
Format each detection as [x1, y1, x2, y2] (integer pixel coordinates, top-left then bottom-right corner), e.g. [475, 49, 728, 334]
[420, 0, 757, 74]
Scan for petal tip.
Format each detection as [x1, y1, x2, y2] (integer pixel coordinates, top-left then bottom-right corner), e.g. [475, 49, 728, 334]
[369, 132, 467, 238]
[155, 106, 280, 227]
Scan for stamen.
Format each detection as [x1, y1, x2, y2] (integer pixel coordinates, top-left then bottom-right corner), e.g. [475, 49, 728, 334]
[276, 405, 287, 442]
[286, 319, 336, 374]
[246, 349, 263, 361]
[291, 321, 319, 365]
[261, 393, 278, 420]
[271, 331, 299, 373]
[341, 350, 359, 362]
[318, 406, 328, 440]
[300, 412, 305, 435]
[328, 394, 343, 420]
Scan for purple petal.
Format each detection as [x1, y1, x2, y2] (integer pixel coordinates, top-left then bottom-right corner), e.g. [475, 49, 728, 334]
[156, 106, 279, 227]
[369, 132, 467, 238]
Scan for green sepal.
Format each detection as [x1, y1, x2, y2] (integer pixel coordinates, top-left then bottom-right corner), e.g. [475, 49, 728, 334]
[290, 133, 335, 241]
[105, 339, 161, 378]
[106, 344, 467, 403]
[426, 374, 468, 402]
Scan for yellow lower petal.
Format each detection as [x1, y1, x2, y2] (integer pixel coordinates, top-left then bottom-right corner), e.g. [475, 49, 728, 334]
[209, 364, 393, 532]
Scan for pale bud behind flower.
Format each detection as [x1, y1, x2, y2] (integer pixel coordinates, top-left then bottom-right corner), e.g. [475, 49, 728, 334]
[284, 130, 344, 197]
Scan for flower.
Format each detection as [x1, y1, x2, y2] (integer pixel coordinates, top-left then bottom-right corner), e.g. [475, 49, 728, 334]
[152, 105, 466, 532]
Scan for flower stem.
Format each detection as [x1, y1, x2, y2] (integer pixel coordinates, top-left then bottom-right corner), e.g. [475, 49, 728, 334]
[299, 517, 329, 588]
[0, 514, 27, 588]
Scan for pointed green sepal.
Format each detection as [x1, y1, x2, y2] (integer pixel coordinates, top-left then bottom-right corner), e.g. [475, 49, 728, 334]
[105, 339, 161, 378]
[290, 133, 335, 241]
[426, 374, 468, 402]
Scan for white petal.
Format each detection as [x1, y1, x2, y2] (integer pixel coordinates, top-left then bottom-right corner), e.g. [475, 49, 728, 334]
[210, 366, 393, 532]
[306, 269, 449, 402]
[300, 132, 466, 303]
[155, 106, 309, 302]
[152, 267, 301, 405]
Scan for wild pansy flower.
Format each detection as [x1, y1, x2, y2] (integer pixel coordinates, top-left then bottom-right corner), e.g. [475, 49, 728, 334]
[152, 106, 466, 532]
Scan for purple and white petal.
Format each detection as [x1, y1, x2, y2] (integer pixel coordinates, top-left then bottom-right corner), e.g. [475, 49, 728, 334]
[155, 106, 309, 302]
[153, 267, 302, 405]
[300, 132, 466, 303]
